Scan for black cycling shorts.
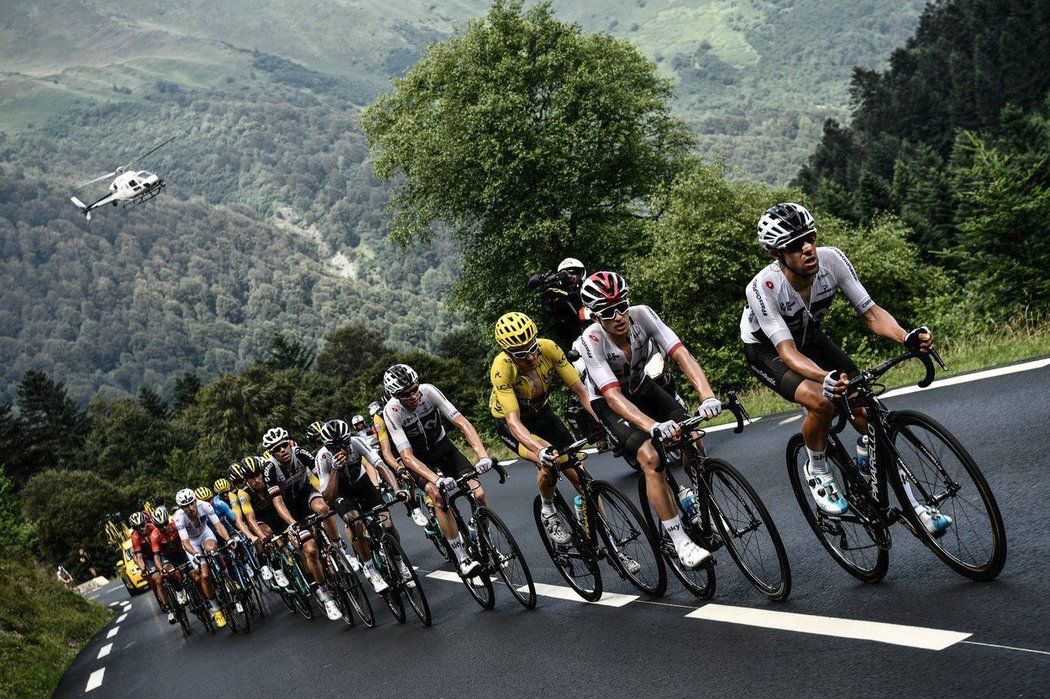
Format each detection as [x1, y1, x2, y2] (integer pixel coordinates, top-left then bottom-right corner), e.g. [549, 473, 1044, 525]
[743, 328, 859, 402]
[332, 472, 385, 516]
[592, 377, 687, 460]
[277, 478, 323, 523]
[411, 438, 474, 488]
[493, 405, 575, 459]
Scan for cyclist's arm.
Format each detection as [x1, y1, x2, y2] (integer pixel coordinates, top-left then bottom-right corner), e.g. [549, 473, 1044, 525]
[244, 510, 267, 540]
[450, 414, 489, 461]
[774, 339, 837, 383]
[862, 304, 908, 344]
[601, 385, 658, 433]
[322, 466, 340, 503]
[204, 504, 230, 541]
[506, 409, 549, 461]
[567, 380, 599, 422]
[271, 493, 297, 528]
[668, 345, 716, 402]
[398, 446, 442, 485]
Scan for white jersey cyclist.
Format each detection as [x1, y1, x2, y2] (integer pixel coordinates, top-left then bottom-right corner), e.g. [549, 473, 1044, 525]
[741, 246, 874, 347]
[577, 305, 683, 395]
[383, 383, 461, 454]
[570, 337, 599, 402]
[174, 501, 220, 553]
[314, 436, 383, 489]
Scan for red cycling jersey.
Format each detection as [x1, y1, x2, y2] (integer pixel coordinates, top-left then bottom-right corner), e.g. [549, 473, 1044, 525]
[149, 522, 184, 559]
[130, 523, 156, 557]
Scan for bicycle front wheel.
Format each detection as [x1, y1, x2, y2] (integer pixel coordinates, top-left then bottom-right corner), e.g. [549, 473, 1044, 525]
[888, 410, 1006, 580]
[382, 534, 432, 626]
[636, 475, 712, 598]
[477, 507, 536, 610]
[592, 481, 666, 598]
[703, 458, 791, 600]
[533, 493, 602, 602]
[334, 551, 375, 628]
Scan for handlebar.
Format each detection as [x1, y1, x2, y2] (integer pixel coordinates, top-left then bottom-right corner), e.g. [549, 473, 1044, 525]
[439, 461, 507, 498]
[650, 391, 750, 444]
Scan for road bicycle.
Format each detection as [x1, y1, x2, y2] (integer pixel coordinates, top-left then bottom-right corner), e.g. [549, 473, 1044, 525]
[435, 464, 537, 610]
[345, 499, 432, 626]
[204, 540, 252, 633]
[785, 348, 1006, 582]
[301, 511, 375, 628]
[164, 559, 214, 634]
[265, 529, 316, 619]
[533, 438, 666, 601]
[159, 562, 193, 634]
[635, 394, 792, 600]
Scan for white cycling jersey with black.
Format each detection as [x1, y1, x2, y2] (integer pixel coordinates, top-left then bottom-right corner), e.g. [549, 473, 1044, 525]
[577, 305, 683, 395]
[383, 384, 460, 454]
[570, 336, 599, 402]
[740, 246, 874, 347]
[314, 438, 382, 489]
[174, 501, 220, 541]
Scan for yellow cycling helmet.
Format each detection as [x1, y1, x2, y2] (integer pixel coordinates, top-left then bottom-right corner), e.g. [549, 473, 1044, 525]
[195, 485, 213, 501]
[213, 478, 231, 494]
[494, 312, 538, 351]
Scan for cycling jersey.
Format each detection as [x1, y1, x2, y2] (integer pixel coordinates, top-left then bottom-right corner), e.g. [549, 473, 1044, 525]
[262, 446, 317, 497]
[383, 384, 460, 454]
[314, 437, 382, 490]
[130, 524, 155, 558]
[174, 502, 220, 552]
[489, 338, 580, 418]
[577, 305, 683, 395]
[149, 522, 185, 560]
[211, 496, 237, 530]
[740, 246, 874, 347]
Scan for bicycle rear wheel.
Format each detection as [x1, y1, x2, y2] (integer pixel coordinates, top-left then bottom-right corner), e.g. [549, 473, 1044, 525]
[593, 481, 666, 597]
[888, 410, 1006, 580]
[637, 475, 713, 598]
[334, 551, 375, 628]
[376, 539, 406, 623]
[703, 458, 791, 600]
[288, 551, 315, 619]
[786, 433, 889, 583]
[478, 507, 536, 610]
[382, 534, 432, 626]
[533, 494, 602, 602]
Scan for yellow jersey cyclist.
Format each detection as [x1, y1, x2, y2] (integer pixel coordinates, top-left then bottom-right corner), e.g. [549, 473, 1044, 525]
[741, 203, 947, 534]
[489, 312, 610, 551]
[382, 363, 493, 577]
[577, 271, 724, 570]
[231, 457, 290, 588]
[371, 396, 428, 527]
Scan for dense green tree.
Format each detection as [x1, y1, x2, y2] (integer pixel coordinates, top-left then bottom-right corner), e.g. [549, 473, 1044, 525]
[137, 386, 171, 420]
[85, 396, 195, 482]
[8, 372, 87, 484]
[363, 0, 692, 327]
[436, 327, 492, 380]
[263, 331, 317, 372]
[315, 323, 388, 384]
[171, 372, 202, 415]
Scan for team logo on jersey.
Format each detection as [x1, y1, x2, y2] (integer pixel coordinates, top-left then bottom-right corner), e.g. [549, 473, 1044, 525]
[588, 333, 599, 342]
[765, 280, 774, 290]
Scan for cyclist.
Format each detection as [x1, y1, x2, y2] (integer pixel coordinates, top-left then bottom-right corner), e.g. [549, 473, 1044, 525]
[128, 511, 172, 623]
[489, 312, 611, 551]
[212, 478, 251, 539]
[528, 257, 590, 350]
[351, 414, 369, 439]
[373, 394, 428, 527]
[261, 427, 343, 620]
[231, 457, 289, 587]
[319, 419, 414, 591]
[195, 485, 237, 536]
[577, 271, 724, 569]
[740, 203, 948, 533]
[149, 506, 200, 622]
[382, 364, 493, 576]
[173, 487, 232, 628]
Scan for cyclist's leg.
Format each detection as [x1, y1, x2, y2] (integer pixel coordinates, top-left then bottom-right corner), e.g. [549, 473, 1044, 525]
[335, 485, 372, 560]
[441, 439, 487, 507]
[592, 394, 673, 515]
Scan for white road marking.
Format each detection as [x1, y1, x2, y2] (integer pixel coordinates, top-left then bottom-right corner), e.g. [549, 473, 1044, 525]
[97, 643, 112, 660]
[106, 626, 119, 639]
[426, 570, 465, 583]
[778, 414, 801, 425]
[525, 582, 637, 608]
[704, 416, 761, 434]
[686, 604, 969, 650]
[882, 357, 1049, 399]
[961, 640, 1050, 656]
[108, 602, 120, 608]
[85, 668, 105, 692]
[116, 613, 127, 623]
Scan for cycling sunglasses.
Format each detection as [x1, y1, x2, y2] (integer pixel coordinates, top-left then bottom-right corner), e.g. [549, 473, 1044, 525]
[271, 441, 291, 453]
[395, 385, 420, 400]
[508, 341, 540, 359]
[594, 300, 630, 321]
[782, 231, 816, 254]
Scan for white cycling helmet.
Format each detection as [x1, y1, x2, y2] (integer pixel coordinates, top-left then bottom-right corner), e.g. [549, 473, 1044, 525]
[757, 202, 816, 250]
[580, 271, 629, 312]
[321, 419, 351, 450]
[152, 506, 171, 526]
[351, 414, 366, 431]
[383, 364, 418, 395]
[367, 401, 382, 417]
[175, 488, 195, 507]
[261, 426, 290, 449]
[557, 257, 585, 274]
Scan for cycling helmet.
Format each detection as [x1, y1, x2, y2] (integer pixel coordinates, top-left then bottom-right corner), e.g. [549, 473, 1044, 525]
[321, 419, 351, 450]
[383, 364, 418, 395]
[757, 202, 816, 250]
[557, 257, 585, 275]
[494, 312, 538, 351]
[351, 414, 366, 431]
[128, 511, 146, 529]
[262, 426, 290, 449]
[580, 271, 629, 311]
[195, 486, 213, 501]
[305, 421, 325, 444]
[367, 401, 382, 417]
[239, 455, 263, 478]
[175, 488, 195, 507]
[213, 478, 231, 494]
[152, 506, 171, 526]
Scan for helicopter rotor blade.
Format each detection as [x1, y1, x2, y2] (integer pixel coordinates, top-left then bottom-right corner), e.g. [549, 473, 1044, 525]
[77, 171, 118, 188]
[122, 135, 175, 170]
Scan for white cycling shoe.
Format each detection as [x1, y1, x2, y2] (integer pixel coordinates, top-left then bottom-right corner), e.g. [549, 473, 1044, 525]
[396, 559, 416, 588]
[167, 610, 177, 625]
[410, 508, 429, 527]
[315, 588, 342, 621]
[272, 568, 290, 588]
[365, 569, 390, 594]
[804, 462, 849, 515]
[617, 550, 641, 574]
[675, 539, 711, 570]
[543, 513, 572, 546]
[915, 504, 952, 537]
[259, 565, 274, 582]
[458, 558, 481, 577]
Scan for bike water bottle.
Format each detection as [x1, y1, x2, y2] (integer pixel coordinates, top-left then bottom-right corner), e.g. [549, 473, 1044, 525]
[573, 495, 586, 526]
[855, 435, 869, 469]
[677, 486, 701, 526]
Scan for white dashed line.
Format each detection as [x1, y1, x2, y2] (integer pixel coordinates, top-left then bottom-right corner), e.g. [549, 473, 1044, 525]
[97, 643, 112, 660]
[778, 414, 801, 425]
[116, 613, 127, 623]
[526, 582, 637, 607]
[882, 357, 1049, 398]
[85, 668, 105, 692]
[686, 604, 970, 650]
[106, 626, 119, 639]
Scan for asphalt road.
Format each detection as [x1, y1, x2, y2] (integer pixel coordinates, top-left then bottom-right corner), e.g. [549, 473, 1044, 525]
[59, 360, 1050, 697]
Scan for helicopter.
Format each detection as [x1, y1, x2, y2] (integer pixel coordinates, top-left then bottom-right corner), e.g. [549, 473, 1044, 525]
[70, 137, 174, 221]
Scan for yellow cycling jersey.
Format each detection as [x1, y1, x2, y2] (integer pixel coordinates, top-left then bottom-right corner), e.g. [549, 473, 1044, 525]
[373, 413, 389, 443]
[489, 338, 580, 418]
[234, 488, 255, 516]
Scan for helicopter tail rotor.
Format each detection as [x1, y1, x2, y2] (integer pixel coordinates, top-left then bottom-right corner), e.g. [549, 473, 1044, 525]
[70, 196, 91, 221]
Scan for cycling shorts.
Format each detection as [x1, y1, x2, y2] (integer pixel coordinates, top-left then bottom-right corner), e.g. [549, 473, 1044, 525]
[276, 479, 324, 524]
[743, 328, 859, 402]
[184, 526, 217, 555]
[159, 547, 195, 571]
[411, 438, 474, 488]
[592, 377, 687, 460]
[332, 472, 385, 517]
[493, 405, 575, 459]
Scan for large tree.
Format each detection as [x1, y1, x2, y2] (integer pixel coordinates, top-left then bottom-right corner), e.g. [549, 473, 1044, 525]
[363, 0, 693, 325]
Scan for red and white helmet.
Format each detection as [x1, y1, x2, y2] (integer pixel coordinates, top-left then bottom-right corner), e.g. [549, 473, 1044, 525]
[580, 271, 629, 312]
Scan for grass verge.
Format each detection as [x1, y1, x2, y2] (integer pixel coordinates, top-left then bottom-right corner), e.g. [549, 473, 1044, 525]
[0, 558, 111, 699]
